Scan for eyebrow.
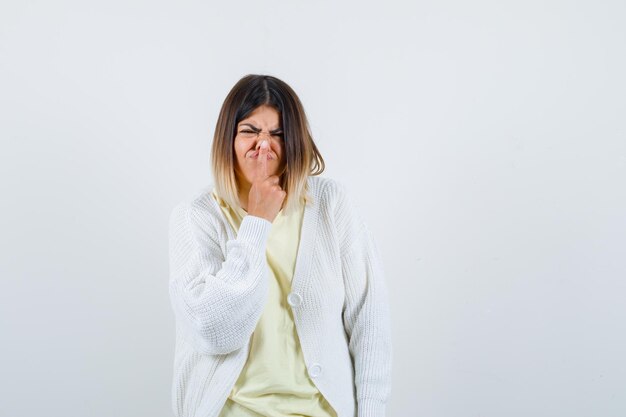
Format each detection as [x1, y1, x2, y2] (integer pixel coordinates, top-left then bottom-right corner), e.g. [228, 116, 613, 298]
[238, 123, 283, 133]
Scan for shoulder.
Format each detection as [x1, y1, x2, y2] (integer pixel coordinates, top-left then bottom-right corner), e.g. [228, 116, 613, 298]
[311, 175, 361, 216]
[308, 175, 352, 207]
[309, 176, 367, 247]
[169, 184, 224, 240]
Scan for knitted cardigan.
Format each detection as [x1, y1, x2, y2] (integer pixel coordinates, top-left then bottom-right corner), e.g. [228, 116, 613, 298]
[168, 175, 393, 417]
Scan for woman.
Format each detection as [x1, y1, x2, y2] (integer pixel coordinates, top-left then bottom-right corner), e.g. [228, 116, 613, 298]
[168, 74, 393, 417]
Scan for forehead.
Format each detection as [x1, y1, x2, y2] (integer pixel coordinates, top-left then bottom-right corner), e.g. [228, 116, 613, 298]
[238, 105, 281, 126]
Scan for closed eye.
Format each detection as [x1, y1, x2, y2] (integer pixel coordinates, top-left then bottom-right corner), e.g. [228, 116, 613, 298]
[240, 129, 284, 137]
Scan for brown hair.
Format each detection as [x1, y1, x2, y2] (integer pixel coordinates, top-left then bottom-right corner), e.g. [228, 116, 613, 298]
[210, 74, 325, 217]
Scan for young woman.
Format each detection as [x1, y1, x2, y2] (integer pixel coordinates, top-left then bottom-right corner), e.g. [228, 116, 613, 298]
[168, 74, 393, 417]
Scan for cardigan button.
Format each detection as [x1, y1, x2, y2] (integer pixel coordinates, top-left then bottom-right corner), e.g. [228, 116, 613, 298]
[308, 363, 322, 378]
[287, 292, 302, 307]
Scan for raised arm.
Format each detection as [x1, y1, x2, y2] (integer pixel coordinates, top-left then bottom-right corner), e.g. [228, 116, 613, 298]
[168, 201, 272, 355]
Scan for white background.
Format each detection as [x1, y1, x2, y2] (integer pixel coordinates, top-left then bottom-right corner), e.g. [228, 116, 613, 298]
[1, 1, 625, 416]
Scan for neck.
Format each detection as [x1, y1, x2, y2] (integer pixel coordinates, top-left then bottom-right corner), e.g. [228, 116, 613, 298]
[238, 181, 251, 211]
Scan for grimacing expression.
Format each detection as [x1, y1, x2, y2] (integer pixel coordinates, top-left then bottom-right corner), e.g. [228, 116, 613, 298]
[234, 105, 286, 186]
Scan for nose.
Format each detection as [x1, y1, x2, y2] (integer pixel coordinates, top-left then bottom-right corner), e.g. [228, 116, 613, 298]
[255, 132, 273, 149]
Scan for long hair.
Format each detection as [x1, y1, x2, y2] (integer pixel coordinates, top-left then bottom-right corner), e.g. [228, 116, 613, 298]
[210, 74, 325, 217]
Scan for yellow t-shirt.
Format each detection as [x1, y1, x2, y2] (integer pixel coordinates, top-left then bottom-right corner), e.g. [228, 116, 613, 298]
[212, 189, 338, 417]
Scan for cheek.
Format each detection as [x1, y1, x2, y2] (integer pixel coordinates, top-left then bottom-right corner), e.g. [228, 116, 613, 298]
[233, 141, 249, 160]
[277, 143, 285, 159]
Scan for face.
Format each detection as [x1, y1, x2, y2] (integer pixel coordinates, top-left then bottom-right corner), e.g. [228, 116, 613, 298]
[233, 104, 286, 188]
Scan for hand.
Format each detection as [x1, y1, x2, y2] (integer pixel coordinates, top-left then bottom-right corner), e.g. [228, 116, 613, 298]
[247, 140, 286, 223]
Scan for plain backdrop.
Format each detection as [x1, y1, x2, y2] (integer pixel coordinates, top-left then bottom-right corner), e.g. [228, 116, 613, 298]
[1, 0, 625, 416]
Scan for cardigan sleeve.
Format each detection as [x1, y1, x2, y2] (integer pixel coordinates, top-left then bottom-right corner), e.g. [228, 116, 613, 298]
[168, 201, 273, 355]
[337, 185, 394, 417]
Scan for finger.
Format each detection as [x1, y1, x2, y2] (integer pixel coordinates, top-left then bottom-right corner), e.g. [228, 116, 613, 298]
[254, 140, 269, 181]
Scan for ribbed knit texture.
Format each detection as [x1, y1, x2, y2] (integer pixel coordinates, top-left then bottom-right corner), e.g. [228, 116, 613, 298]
[168, 175, 393, 417]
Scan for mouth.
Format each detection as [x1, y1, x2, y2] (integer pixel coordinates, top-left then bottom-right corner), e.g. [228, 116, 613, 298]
[251, 150, 274, 160]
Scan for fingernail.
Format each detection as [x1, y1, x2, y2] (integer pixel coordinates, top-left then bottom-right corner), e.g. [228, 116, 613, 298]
[260, 140, 268, 148]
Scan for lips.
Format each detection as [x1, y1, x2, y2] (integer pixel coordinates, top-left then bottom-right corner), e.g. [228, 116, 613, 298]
[251, 150, 274, 160]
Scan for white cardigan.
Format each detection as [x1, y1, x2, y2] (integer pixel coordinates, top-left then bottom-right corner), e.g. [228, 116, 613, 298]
[168, 175, 393, 417]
